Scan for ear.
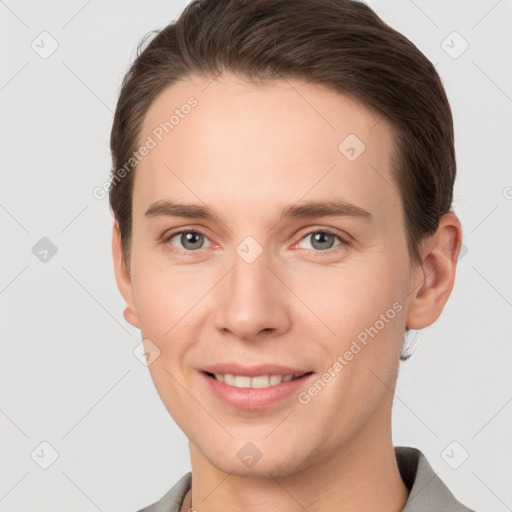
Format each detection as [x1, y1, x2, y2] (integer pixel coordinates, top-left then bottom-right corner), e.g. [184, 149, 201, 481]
[112, 219, 141, 329]
[406, 212, 463, 330]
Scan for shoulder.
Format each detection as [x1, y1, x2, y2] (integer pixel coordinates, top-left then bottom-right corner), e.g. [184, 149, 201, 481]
[136, 472, 192, 512]
[395, 446, 479, 512]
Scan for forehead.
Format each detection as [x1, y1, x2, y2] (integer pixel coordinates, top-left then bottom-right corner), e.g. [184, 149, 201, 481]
[134, 73, 400, 223]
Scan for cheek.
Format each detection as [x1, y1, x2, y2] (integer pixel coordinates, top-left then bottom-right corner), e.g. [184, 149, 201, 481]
[132, 274, 171, 336]
[130, 259, 182, 342]
[130, 232, 409, 351]
[293, 255, 406, 334]
[130, 263, 202, 423]
[130, 254, 218, 360]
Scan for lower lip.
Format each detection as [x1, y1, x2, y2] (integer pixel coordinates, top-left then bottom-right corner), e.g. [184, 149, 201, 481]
[200, 371, 314, 410]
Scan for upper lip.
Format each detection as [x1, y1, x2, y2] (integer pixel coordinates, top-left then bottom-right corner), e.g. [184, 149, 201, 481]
[201, 363, 313, 377]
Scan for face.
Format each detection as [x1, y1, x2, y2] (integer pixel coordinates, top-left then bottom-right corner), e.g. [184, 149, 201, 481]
[113, 73, 443, 478]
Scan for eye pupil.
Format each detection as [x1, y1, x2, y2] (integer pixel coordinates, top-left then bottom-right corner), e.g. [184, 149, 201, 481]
[170, 230, 342, 254]
[311, 232, 335, 250]
[181, 231, 203, 250]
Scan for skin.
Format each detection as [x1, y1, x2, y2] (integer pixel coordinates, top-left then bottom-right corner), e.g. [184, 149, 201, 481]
[112, 73, 462, 512]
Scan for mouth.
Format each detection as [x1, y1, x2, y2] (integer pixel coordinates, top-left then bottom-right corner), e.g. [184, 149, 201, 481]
[202, 371, 314, 389]
[199, 363, 316, 409]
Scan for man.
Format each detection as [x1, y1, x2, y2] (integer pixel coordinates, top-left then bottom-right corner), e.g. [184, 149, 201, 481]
[109, 1, 477, 510]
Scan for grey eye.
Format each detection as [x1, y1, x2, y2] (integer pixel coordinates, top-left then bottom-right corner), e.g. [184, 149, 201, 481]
[170, 231, 207, 251]
[297, 231, 342, 251]
[310, 232, 336, 250]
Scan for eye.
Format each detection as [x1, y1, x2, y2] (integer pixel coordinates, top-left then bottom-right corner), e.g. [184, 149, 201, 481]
[296, 229, 348, 253]
[165, 230, 213, 252]
[163, 228, 349, 255]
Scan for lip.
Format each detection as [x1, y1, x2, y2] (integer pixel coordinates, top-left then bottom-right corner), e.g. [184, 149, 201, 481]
[199, 369, 315, 410]
[200, 363, 311, 377]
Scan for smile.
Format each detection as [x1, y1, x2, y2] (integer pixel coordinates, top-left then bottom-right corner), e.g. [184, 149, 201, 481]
[206, 372, 308, 388]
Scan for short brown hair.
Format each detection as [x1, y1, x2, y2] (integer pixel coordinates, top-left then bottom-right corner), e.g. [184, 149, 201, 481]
[110, 0, 455, 286]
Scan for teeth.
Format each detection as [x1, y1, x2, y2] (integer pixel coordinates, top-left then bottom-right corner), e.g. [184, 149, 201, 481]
[234, 375, 252, 388]
[213, 373, 301, 388]
[251, 375, 271, 388]
[269, 375, 282, 385]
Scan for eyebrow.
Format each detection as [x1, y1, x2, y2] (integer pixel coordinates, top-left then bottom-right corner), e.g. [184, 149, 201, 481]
[145, 199, 372, 222]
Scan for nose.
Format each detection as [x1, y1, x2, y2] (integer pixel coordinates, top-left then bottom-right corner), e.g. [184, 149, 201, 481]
[213, 244, 291, 341]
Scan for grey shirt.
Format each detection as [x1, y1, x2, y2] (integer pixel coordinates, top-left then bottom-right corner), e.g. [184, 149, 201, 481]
[138, 446, 476, 512]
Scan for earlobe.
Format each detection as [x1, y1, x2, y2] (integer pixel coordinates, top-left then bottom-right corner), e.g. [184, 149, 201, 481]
[405, 213, 463, 330]
[112, 220, 141, 329]
[123, 305, 139, 328]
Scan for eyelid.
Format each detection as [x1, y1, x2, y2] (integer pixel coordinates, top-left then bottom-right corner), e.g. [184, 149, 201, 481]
[297, 226, 351, 243]
[162, 225, 351, 254]
[294, 227, 351, 252]
[162, 227, 217, 253]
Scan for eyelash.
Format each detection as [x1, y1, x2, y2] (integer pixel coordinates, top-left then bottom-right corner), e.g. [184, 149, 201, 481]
[163, 228, 350, 256]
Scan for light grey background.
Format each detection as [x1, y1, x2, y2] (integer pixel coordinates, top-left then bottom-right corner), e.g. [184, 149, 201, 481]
[0, 1, 511, 511]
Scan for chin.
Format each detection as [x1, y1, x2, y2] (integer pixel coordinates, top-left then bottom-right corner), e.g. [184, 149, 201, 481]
[201, 441, 309, 480]
[213, 458, 297, 479]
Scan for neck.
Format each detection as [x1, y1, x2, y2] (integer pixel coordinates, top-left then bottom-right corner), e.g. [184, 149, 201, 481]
[183, 400, 409, 512]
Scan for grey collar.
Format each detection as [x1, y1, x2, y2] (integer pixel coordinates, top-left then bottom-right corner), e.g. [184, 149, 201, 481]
[138, 446, 475, 512]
